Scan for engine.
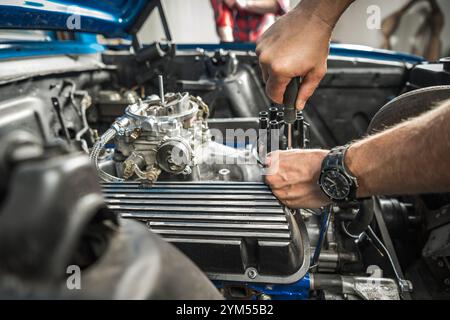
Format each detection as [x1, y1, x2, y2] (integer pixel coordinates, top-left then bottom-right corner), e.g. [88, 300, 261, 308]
[1, 45, 449, 300]
[90, 77, 265, 185]
[90, 82, 312, 288]
[90, 83, 408, 300]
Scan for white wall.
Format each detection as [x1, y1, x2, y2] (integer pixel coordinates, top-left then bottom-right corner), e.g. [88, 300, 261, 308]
[333, 0, 408, 47]
[139, 0, 450, 56]
[332, 0, 450, 55]
[138, 0, 220, 44]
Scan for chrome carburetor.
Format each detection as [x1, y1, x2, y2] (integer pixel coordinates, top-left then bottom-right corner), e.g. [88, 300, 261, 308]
[90, 80, 210, 183]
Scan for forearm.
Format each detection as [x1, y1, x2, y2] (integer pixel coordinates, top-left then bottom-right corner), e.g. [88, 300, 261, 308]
[238, 0, 280, 14]
[346, 100, 450, 197]
[297, 0, 356, 28]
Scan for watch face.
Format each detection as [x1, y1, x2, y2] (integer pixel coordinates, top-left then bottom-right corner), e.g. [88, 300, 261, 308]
[320, 170, 351, 200]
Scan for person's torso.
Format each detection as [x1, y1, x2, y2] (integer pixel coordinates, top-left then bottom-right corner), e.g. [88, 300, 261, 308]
[233, 10, 276, 42]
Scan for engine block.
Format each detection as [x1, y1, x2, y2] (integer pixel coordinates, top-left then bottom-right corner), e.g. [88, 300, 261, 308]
[103, 181, 310, 284]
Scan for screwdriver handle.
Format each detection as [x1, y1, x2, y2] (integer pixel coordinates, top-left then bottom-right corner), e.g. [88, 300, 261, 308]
[283, 77, 301, 124]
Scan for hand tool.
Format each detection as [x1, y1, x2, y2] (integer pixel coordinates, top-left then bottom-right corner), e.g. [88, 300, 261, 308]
[282, 77, 301, 149]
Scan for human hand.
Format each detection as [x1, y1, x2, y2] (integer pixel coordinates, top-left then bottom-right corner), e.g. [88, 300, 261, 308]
[265, 149, 330, 209]
[256, 6, 332, 110]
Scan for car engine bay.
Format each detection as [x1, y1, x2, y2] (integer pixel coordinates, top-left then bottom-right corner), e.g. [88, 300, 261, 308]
[0, 42, 449, 300]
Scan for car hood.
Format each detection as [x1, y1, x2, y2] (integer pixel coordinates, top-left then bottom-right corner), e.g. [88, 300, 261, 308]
[0, 0, 155, 37]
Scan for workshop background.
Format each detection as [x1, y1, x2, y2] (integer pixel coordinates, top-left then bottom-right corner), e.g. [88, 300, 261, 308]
[139, 0, 450, 58]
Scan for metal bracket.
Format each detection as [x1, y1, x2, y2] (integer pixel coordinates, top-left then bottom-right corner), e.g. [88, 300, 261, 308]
[372, 197, 413, 299]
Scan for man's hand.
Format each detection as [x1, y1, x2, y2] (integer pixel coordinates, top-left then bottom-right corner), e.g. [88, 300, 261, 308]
[256, 0, 355, 110]
[265, 100, 450, 209]
[256, 8, 330, 110]
[265, 149, 330, 208]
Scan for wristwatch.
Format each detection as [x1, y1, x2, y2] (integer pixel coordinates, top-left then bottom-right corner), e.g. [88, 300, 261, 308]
[319, 145, 358, 203]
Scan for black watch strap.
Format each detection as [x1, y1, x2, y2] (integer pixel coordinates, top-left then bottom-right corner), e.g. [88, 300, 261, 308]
[321, 145, 350, 171]
[320, 144, 359, 202]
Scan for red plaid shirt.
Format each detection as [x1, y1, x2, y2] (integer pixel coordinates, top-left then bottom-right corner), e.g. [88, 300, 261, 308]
[211, 0, 288, 42]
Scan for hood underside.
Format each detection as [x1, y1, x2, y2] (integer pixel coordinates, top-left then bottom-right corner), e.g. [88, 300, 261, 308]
[0, 0, 155, 37]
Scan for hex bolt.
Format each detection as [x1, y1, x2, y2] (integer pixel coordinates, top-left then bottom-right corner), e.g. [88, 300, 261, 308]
[218, 168, 231, 181]
[246, 267, 258, 279]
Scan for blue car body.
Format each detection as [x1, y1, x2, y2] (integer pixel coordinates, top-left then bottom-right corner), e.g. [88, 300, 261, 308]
[0, 0, 423, 63]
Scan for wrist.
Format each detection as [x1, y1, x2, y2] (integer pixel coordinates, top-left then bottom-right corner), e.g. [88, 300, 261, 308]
[319, 145, 358, 203]
[345, 142, 370, 198]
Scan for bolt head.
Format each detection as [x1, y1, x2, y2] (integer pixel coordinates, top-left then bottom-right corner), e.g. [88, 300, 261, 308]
[246, 267, 258, 279]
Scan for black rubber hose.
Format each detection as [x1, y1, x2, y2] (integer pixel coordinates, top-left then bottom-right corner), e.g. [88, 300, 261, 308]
[135, 42, 172, 63]
[346, 199, 374, 237]
[311, 274, 343, 291]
